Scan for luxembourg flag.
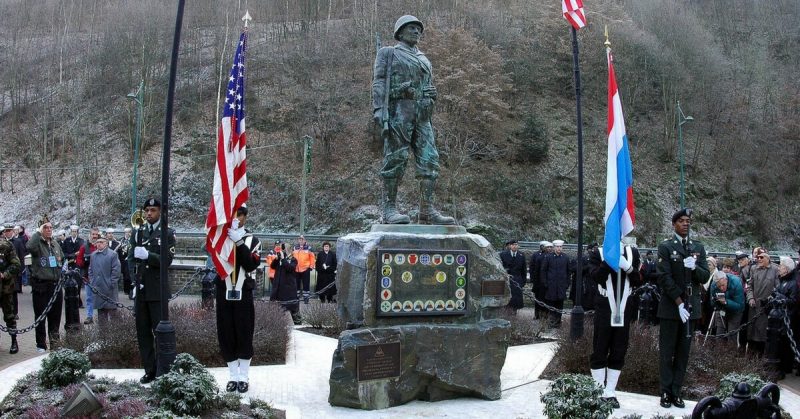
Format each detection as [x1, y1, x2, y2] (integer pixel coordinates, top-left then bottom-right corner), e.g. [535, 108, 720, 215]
[602, 46, 635, 271]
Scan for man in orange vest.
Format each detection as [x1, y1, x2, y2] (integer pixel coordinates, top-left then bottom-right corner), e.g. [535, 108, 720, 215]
[293, 235, 316, 304]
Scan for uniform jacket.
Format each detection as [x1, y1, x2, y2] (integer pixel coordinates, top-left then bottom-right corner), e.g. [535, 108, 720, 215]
[226, 232, 261, 291]
[0, 238, 21, 294]
[746, 263, 780, 342]
[529, 251, 545, 288]
[26, 231, 64, 284]
[542, 252, 572, 301]
[709, 274, 745, 314]
[88, 247, 121, 310]
[656, 235, 709, 320]
[61, 236, 84, 261]
[500, 250, 526, 282]
[588, 246, 643, 318]
[128, 222, 175, 302]
[293, 245, 316, 273]
[373, 44, 436, 125]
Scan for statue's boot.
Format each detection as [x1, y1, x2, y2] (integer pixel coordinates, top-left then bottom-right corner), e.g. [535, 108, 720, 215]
[418, 178, 455, 225]
[383, 178, 410, 224]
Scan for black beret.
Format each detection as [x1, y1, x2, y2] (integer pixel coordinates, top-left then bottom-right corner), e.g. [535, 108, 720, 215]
[671, 208, 693, 224]
[735, 253, 748, 261]
[506, 239, 518, 246]
[142, 198, 161, 210]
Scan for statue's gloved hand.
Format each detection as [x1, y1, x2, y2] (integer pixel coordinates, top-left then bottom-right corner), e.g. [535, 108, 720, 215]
[423, 85, 437, 100]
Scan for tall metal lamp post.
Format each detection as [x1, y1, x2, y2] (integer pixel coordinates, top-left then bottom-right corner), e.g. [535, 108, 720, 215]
[127, 80, 144, 215]
[677, 101, 693, 208]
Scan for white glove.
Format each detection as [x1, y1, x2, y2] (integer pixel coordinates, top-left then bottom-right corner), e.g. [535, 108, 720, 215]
[323, 263, 328, 270]
[683, 256, 696, 270]
[231, 218, 239, 230]
[134, 246, 149, 260]
[618, 255, 633, 274]
[228, 226, 245, 243]
[678, 303, 690, 323]
[597, 285, 607, 297]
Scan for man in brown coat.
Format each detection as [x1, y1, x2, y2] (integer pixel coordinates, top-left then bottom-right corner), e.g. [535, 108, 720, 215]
[746, 248, 780, 356]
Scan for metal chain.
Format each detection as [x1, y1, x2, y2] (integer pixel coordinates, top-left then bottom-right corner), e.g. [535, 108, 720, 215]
[0, 274, 67, 335]
[507, 278, 595, 315]
[782, 311, 800, 363]
[703, 306, 766, 340]
[255, 280, 337, 306]
[83, 267, 208, 313]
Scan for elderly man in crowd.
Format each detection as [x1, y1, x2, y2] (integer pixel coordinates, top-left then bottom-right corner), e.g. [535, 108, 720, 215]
[709, 269, 745, 342]
[88, 235, 121, 330]
[775, 256, 798, 378]
[746, 248, 780, 357]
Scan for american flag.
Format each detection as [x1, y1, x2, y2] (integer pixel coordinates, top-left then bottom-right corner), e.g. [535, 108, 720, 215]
[205, 31, 249, 278]
[562, 0, 587, 30]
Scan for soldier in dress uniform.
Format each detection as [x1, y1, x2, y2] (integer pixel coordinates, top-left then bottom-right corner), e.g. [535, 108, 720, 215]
[500, 239, 526, 312]
[656, 208, 709, 409]
[0, 224, 21, 354]
[129, 198, 176, 384]
[588, 240, 643, 409]
[216, 206, 261, 394]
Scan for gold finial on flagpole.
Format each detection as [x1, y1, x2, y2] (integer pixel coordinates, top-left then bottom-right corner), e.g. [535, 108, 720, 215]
[242, 10, 252, 28]
[604, 25, 611, 48]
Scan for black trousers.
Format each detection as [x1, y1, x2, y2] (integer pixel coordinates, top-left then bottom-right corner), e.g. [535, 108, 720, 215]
[216, 283, 255, 362]
[32, 282, 63, 349]
[590, 299, 633, 370]
[135, 298, 161, 376]
[659, 318, 692, 396]
[296, 270, 311, 292]
[121, 261, 132, 294]
[508, 277, 524, 309]
[546, 299, 564, 327]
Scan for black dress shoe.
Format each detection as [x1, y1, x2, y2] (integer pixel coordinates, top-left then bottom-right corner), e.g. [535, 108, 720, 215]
[226, 381, 238, 392]
[672, 395, 685, 408]
[9, 337, 19, 354]
[237, 381, 249, 393]
[659, 392, 672, 408]
[139, 373, 156, 384]
[602, 396, 620, 409]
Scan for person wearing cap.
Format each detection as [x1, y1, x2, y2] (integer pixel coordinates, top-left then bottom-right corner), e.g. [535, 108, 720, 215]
[0, 224, 22, 354]
[215, 206, 261, 394]
[270, 239, 300, 324]
[656, 208, 709, 408]
[775, 256, 799, 377]
[129, 197, 176, 384]
[587, 239, 643, 408]
[26, 217, 65, 353]
[541, 239, 572, 328]
[529, 241, 550, 319]
[500, 239, 526, 312]
[87, 234, 121, 331]
[293, 235, 316, 304]
[62, 225, 84, 265]
[372, 15, 454, 225]
[745, 247, 779, 357]
[76, 227, 102, 324]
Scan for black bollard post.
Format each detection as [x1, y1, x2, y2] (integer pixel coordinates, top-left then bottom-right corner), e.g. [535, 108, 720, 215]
[764, 295, 784, 379]
[63, 270, 81, 333]
[201, 271, 216, 310]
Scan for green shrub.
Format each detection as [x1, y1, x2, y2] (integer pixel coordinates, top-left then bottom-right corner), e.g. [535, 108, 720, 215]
[497, 307, 547, 345]
[248, 397, 277, 419]
[715, 372, 766, 399]
[152, 353, 218, 416]
[540, 373, 613, 419]
[300, 300, 345, 332]
[138, 408, 200, 419]
[38, 348, 91, 388]
[218, 392, 242, 411]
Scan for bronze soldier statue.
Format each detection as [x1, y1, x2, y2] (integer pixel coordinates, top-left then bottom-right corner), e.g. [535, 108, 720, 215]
[372, 15, 455, 225]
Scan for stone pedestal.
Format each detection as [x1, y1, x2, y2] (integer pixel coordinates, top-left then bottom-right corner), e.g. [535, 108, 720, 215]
[328, 225, 511, 410]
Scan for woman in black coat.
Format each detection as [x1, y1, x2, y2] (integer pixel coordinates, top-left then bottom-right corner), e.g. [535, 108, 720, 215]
[776, 257, 799, 378]
[314, 242, 337, 303]
[270, 245, 299, 322]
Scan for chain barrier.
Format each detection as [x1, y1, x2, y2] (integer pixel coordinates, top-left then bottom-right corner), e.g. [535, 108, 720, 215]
[507, 278, 595, 316]
[703, 306, 766, 340]
[255, 279, 337, 306]
[782, 308, 800, 364]
[0, 274, 67, 335]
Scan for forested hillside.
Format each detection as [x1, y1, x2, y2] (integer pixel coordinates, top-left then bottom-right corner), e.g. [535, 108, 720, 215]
[0, 0, 798, 251]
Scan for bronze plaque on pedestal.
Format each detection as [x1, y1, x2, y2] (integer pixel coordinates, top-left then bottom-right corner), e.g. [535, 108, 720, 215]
[481, 279, 506, 296]
[376, 249, 469, 317]
[357, 342, 401, 382]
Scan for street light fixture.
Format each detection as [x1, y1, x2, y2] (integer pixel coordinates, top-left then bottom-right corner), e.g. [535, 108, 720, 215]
[127, 80, 144, 216]
[677, 101, 693, 208]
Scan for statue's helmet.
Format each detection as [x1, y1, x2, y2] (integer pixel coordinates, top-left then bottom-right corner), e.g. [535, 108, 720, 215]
[393, 15, 423, 40]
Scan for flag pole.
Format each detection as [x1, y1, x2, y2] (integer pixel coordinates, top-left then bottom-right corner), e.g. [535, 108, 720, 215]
[606, 28, 624, 325]
[569, 24, 585, 341]
[156, 0, 186, 376]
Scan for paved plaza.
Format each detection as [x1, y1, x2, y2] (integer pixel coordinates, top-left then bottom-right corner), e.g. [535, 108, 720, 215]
[2, 287, 800, 418]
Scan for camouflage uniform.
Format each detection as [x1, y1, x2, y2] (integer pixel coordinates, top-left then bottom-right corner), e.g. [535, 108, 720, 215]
[0, 236, 21, 334]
